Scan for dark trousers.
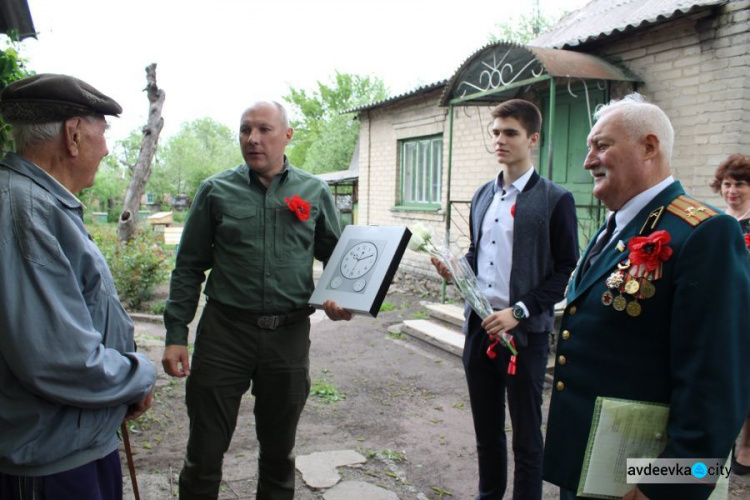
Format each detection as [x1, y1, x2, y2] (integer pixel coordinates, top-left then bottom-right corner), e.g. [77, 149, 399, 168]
[463, 313, 549, 500]
[179, 301, 311, 500]
[0, 449, 122, 500]
[559, 487, 583, 499]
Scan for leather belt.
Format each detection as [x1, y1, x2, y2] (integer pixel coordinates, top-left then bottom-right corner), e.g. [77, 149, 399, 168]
[208, 300, 315, 330]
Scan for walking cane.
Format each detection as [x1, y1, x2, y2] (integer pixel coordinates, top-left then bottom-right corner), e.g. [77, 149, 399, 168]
[121, 423, 141, 500]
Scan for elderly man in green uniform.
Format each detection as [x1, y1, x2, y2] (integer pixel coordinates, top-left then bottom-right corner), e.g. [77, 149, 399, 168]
[542, 94, 750, 500]
[162, 100, 350, 500]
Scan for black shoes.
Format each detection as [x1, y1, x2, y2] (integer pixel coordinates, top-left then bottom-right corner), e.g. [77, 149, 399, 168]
[733, 446, 750, 476]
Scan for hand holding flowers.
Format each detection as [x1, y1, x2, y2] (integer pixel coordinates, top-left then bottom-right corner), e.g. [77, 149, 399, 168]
[408, 223, 518, 357]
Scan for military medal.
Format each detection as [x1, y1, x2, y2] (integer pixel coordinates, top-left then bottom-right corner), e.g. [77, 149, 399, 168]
[613, 294, 627, 311]
[624, 278, 640, 295]
[601, 290, 614, 306]
[626, 300, 642, 317]
[640, 279, 656, 299]
[606, 272, 624, 289]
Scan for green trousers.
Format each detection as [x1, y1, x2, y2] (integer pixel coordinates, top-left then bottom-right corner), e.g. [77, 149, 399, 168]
[179, 301, 311, 500]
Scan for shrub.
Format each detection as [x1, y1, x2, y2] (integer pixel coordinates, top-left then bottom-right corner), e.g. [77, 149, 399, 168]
[150, 301, 166, 315]
[172, 210, 189, 223]
[89, 225, 171, 310]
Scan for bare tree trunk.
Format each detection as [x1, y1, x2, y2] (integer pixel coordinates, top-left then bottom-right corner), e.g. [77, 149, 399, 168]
[117, 63, 165, 243]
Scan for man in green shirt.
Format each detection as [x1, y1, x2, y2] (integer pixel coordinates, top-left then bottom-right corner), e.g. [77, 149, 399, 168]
[162, 101, 351, 500]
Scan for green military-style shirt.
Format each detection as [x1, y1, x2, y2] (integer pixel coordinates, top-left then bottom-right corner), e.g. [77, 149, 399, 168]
[164, 158, 341, 346]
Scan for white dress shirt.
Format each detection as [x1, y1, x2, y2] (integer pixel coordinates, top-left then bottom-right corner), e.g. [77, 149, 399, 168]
[477, 167, 535, 312]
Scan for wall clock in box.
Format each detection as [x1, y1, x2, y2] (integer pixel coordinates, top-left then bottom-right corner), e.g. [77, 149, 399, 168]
[309, 225, 411, 317]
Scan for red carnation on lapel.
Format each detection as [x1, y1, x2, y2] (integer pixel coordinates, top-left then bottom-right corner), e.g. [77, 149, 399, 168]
[510, 204, 516, 218]
[745, 233, 750, 248]
[627, 230, 673, 272]
[285, 195, 310, 221]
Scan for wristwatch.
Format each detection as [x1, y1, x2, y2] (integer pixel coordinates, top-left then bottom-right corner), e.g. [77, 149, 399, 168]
[512, 303, 527, 320]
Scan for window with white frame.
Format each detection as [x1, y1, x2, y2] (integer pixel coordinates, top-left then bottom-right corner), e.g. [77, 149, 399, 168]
[399, 135, 442, 207]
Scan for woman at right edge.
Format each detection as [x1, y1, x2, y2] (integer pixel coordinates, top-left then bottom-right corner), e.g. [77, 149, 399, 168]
[710, 153, 750, 475]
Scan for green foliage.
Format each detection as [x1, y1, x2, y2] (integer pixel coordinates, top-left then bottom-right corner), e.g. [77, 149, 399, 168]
[309, 379, 346, 404]
[148, 118, 242, 201]
[0, 31, 34, 153]
[150, 301, 166, 315]
[489, 14, 552, 44]
[79, 155, 130, 213]
[89, 225, 171, 310]
[285, 71, 388, 174]
[363, 448, 407, 462]
[430, 485, 454, 498]
[488, 1, 555, 44]
[412, 310, 429, 320]
[379, 301, 396, 312]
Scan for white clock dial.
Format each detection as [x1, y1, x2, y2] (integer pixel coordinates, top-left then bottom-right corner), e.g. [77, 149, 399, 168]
[339, 242, 378, 279]
[353, 278, 367, 292]
[330, 276, 343, 289]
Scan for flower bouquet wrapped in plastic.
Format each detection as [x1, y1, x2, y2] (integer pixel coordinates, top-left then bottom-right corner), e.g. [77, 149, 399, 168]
[408, 223, 517, 358]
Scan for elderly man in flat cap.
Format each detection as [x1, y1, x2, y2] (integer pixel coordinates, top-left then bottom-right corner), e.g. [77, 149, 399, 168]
[0, 74, 157, 499]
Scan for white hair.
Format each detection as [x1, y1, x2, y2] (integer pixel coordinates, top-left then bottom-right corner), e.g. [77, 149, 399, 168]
[594, 93, 674, 163]
[12, 121, 64, 153]
[12, 115, 102, 154]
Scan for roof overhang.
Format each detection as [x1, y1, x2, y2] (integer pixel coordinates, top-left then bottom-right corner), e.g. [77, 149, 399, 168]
[316, 170, 358, 185]
[1, 0, 35, 39]
[440, 41, 638, 106]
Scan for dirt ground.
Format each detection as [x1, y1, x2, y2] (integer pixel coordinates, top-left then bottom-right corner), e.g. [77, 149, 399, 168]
[125, 282, 750, 499]
[127, 285, 482, 499]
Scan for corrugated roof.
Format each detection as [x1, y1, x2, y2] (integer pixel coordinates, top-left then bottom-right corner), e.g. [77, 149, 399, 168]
[533, 0, 726, 48]
[343, 80, 447, 114]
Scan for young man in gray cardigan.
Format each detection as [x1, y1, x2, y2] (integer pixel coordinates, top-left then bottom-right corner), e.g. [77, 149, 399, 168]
[433, 99, 578, 500]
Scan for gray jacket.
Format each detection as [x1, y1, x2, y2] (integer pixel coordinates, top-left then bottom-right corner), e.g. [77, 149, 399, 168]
[0, 153, 156, 476]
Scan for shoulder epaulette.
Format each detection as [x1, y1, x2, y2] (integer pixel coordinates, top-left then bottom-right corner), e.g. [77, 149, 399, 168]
[666, 195, 719, 227]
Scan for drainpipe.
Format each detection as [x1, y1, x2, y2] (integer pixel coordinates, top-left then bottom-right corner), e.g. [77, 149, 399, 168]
[366, 110, 372, 224]
[442, 104, 455, 302]
[547, 78, 556, 180]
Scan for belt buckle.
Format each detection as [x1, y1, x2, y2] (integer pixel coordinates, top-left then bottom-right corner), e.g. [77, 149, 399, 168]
[257, 315, 279, 330]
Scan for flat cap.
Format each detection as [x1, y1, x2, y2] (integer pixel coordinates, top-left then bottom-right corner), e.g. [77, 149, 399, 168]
[0, 73, 122, 124]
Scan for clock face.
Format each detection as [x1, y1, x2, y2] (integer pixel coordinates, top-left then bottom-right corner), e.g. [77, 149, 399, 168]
[339, 242, 379, 279]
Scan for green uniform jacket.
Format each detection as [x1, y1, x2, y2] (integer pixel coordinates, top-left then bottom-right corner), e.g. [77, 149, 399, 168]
[543, 181, 750, 500]
[164, 159, 341, 345]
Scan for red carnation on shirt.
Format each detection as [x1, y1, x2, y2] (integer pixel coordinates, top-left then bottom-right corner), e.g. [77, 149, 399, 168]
[285, 195, 310, 221]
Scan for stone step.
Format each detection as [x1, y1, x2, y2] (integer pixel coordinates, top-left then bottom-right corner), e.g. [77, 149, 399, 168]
[424, 302, 464, 329]
[397, 319, 557, 384]
[400, 319, 465, 357]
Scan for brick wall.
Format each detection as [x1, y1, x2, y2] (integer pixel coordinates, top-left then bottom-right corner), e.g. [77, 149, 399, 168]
[590, 0, 750, 207]
[359, 89, 543, 280]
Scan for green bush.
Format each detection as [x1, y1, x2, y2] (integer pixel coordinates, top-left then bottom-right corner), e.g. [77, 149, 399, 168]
[172, 210, 189, 223]
[150, 301, 166, 315]
[107, 205, 123, 224]
[89, 225, 171, 310]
